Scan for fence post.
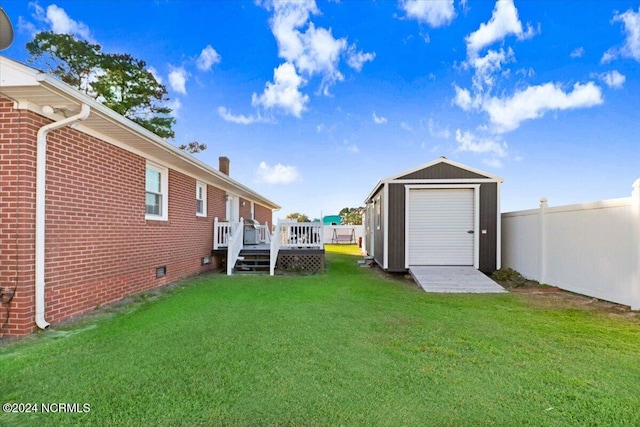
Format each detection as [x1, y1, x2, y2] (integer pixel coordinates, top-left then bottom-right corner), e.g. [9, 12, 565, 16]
[539, 197, 548, 285]
[631, 180, 640, 310]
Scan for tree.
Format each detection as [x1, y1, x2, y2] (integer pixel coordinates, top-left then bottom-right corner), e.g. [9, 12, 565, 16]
[26, 31, 176, 139]
[339, 207, 364, 225]
[178, 141, 208, 154]
[286, 212, 310, 222]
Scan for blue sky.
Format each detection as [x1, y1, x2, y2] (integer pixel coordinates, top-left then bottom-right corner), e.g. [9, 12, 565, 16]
[2, 0, 640, 218]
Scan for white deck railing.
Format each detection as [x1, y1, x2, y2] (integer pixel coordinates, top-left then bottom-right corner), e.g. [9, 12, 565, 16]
[276, 220, 324, 249]
[226, 219, 244, 275]
[270, 220, 323, 276]
[213, 218, 234, 250]
[258, 222, 271, 244]
[269, 226, 280, 276]
[215, 218, 272, 249]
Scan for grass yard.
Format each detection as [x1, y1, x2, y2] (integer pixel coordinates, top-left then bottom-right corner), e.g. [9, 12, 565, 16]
[2, 245, 640, 426]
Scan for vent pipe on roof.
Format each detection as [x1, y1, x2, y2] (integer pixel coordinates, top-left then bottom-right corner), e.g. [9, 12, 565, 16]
[35, 104, 90, 330]
[219, 156, 230, 176]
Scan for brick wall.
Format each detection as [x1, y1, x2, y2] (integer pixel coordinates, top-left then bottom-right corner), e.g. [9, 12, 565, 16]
[254, 203, 273, 230]
[0, 99, 38, 337]
[0, 99, 228, 336]
[239, 197, 252, 222]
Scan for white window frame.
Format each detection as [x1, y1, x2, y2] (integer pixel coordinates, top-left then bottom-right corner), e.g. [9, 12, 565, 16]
[196, 181, 207, 217]
[145, 161, 169, 221]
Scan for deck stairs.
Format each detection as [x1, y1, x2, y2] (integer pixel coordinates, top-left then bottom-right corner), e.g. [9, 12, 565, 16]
[233, 249, 270, 274]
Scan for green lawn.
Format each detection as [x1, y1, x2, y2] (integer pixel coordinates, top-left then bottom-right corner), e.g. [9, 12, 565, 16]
[2, 245, 640, 426]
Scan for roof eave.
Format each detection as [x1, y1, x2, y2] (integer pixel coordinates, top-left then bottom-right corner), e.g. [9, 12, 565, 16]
[0, 56, 280, 210]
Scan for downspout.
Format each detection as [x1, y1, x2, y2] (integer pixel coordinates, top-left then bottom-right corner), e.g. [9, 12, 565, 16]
[35, 104, 91, 329]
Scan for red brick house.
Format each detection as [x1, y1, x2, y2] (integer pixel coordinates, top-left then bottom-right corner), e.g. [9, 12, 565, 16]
[0, 56, 280, 337]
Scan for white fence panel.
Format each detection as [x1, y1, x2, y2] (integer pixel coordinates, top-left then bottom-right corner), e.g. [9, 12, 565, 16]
[501, 209, 540, 280]
[501, 180, 640, 309]
[323, 225, 364, 244]
[545, 200, 634, 305]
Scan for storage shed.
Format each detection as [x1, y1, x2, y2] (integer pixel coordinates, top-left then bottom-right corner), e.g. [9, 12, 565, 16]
[363, 157, 503, 274]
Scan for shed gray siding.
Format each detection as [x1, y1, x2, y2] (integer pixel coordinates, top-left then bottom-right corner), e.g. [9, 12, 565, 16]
[365, 158, 502, 275]
[373, 187, 385, 267]
[478, 182, 497, 273]
[399, 162, 488, 180]
[386, 181, 498, 273]
[387, 183, 406, 272]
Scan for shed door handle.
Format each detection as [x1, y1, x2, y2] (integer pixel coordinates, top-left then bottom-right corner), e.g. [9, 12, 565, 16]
[467, 230, 474, 234]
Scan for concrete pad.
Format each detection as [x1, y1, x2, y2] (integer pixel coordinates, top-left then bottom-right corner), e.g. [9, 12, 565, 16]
[409, 266, 507, 294]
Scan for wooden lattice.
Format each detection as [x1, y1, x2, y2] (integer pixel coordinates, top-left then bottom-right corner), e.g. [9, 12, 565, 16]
[276, 252, 325, 274]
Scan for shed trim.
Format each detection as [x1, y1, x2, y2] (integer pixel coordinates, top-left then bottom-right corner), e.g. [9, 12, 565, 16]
[383, 182, 389, 270]
[496, 180, 502, 270]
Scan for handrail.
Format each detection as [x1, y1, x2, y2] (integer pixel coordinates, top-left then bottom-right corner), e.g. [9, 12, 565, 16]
[226, 219, 244, 275]
[278, 221, 324, 249]
[213, 217, 234, 249]
[258, 222, 271, 244]
[269, 222, 281, 276]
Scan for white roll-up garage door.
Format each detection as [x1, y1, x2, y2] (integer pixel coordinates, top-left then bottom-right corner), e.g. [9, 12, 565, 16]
[408, 188, 474, 266]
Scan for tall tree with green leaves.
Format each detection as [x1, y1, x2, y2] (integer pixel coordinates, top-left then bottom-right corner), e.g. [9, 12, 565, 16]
[339, 207, 364, 225]
[26, 31, 176, 140]
[286, 212, 311, 223]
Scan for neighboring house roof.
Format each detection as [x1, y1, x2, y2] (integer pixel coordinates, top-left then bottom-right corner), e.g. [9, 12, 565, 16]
[0, 55, 280, 211]
[323, 215, 342, 225]
[364, 156, 504, 203]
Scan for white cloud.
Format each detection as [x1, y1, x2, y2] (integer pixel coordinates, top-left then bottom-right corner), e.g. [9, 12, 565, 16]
[346, 46, 376, 71]
[602, 8, 640, 63]
[31, 3, 94, 41]
[256, 161, 300, 184]
[455, 129, 507, 157]
[197, 45, 221, 71]
[470, 47, 515, 91]
[218, 107, 271, 125]
[570, 47, 585, 58]
[168, 66, 189, 95]
[252, 62, 309, 117]
[452, 85, 476, 111]
[598, 70, 626, 89]
[372, 112, 387, 124]
[483, 82, 603, 133]
[400, 0, 457, 28]
[265, 0, 373, 96]
[401, 122, 413, 131]
[465, 0, 537, 57]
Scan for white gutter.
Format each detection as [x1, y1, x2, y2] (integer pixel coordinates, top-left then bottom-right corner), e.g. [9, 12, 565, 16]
[35, 104, 91, 329]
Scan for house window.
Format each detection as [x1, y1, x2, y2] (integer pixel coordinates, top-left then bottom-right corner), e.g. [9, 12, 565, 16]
[145, 162, 168, 220]
[196, 181, 207, 217]
[375, 196, 381, 230]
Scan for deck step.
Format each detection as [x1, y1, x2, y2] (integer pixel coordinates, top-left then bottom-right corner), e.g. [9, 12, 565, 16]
[234, 250, 271, 274]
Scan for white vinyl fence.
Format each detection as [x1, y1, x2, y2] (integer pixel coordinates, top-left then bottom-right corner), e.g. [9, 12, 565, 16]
[322, 225, 364, 245]
[502, 179, 640, 309]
